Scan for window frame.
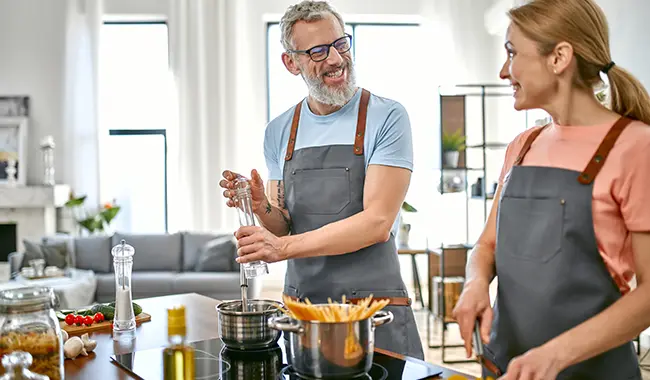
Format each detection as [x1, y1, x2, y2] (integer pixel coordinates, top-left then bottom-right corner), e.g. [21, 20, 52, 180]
[100, 20, 172, 234]
[107, 129, 169, 233]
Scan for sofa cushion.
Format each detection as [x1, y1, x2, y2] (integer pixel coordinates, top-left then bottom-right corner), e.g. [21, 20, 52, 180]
[112, 233, 182, 272]
[182, 232, 230, 271]
[194, 235, 237, 272]
[95, 272, 176, 301]
[42, 234, 76, 268]
[75, 236, 112, 273]
[172, 272, 242, 295]
[21, 239, 72, 269]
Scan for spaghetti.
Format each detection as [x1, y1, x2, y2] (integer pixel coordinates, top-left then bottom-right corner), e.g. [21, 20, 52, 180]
[279, 294, 390, 322]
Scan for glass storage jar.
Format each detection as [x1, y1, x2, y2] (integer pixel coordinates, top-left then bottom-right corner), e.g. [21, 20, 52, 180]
[0, 287, 64, 380]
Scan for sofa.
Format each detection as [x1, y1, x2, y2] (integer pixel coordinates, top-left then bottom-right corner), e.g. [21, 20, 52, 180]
[7, 231, 261, 303]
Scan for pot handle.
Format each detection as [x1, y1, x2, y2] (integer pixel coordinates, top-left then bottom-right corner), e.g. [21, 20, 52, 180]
[372, 310, 393, 327]
[268, 315, 304, 334]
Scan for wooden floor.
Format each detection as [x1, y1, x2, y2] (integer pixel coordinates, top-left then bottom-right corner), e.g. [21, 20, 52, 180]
[260, 287, 650, 379]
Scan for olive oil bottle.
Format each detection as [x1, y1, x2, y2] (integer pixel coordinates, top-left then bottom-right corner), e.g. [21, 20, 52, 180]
[163, 305, 195, 379]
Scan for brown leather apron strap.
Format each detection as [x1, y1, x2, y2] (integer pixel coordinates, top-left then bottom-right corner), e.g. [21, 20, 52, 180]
[578, 116, 633, 184]
[513, 125, 548, 166]
[354, 88, 371, 156]
[284, 101, 303, 161]
[284, 294, 411, 307]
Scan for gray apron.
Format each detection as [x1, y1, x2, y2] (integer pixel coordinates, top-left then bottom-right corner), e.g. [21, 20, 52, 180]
[282, 88, 424, 360]
[483, 116, 641, 379]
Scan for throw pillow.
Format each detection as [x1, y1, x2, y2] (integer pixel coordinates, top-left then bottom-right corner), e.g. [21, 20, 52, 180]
[194, 236, 237, 272]
[21, 240, 71, 269]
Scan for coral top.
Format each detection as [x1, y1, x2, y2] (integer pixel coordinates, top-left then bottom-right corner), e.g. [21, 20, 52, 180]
[498, 119, 650, 294]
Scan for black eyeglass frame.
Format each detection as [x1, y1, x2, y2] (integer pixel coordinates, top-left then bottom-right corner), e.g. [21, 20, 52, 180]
[287, 34, 353, 62]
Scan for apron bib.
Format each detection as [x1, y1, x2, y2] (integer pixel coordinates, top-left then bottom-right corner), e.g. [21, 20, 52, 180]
[484, 117, 641, 379]
[281, 89, 424, 360]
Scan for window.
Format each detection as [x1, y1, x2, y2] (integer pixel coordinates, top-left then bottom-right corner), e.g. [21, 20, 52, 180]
[98, 21, 174, 233]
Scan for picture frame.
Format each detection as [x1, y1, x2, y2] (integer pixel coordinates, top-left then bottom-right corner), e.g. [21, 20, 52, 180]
[0, 96, 29, 117]
[0, 117, 28, 186]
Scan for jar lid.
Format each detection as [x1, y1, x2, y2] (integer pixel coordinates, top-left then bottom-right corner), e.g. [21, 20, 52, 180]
[112, 239, 135, 259]
[0, 287, 58, 314]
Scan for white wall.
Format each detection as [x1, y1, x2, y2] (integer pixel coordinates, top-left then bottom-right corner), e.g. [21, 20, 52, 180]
[0, 0, 68, 186]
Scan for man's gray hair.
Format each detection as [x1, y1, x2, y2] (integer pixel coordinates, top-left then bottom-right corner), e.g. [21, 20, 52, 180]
[280, 1, 346, 51]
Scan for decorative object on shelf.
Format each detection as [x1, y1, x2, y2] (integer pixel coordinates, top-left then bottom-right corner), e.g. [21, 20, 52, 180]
[398, 201, 417, 247]
[471, 177, 484, 198]
[441, 129, 466, 168]
[64, 192, 121, 236]
[0, 116, 28, 187]
[40, 136, 55, 186]
[0, 96, 29, 117]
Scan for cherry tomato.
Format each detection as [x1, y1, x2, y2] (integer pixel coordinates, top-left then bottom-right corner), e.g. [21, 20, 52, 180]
[94, 312, 104, 323]
[83, 316, 93, 326]
[75, 315, 84, 326]
[64, 314, 75, 326]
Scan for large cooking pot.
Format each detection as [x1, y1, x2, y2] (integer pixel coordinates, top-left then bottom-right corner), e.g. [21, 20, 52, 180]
[268, 305, 393, 379]
[216, 299, 283, 350]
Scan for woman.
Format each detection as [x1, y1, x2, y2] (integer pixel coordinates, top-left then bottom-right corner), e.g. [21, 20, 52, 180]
[452, 0, 650, 379]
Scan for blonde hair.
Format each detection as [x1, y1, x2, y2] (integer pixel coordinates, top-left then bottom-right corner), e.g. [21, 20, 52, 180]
[508, 0, 650, 125]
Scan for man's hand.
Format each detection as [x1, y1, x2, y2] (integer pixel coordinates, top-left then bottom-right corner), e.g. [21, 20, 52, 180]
[219, 169, 267, 214]
[498, 345, 562, 380]
[235, 226, 288, 264]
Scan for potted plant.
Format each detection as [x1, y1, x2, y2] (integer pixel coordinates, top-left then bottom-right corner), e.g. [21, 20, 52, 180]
[398, 201, 417, 247]
[442, 129, 466, 168]
[64, 192, 121, 236]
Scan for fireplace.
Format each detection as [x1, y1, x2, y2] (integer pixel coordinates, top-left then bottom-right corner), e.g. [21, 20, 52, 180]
[0, 223, 16, 261]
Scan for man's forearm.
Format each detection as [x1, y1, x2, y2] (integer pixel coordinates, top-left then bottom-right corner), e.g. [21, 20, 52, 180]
[465, 243, 496, 287]
[548, 283, 650, 370]
[282, 210, 390, 259]
[255, 199, 291, 237]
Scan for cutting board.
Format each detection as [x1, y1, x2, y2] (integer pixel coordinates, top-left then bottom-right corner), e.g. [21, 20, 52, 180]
[61, 313, 152, 336]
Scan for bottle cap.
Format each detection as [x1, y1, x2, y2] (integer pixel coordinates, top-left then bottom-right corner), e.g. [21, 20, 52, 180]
[167, 305, 186, 336]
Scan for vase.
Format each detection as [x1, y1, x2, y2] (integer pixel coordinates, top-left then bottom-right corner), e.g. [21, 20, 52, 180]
[443, 151, 460, 168]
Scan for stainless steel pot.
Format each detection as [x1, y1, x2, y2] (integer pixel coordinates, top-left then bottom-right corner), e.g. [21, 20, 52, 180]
[216, 299, 283, 350]
[268, 306, 393, 379]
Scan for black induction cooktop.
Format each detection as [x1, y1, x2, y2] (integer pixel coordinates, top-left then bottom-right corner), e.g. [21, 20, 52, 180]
[110, 334, 448, 380]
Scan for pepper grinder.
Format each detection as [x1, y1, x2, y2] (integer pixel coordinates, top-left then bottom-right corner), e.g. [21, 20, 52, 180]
[112, 239, 136, 341]
[233, 175, 269, 312]
[233, 175, 269, 279]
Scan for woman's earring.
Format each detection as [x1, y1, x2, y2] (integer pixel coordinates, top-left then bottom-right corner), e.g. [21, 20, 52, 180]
[553, 68, 557, 74]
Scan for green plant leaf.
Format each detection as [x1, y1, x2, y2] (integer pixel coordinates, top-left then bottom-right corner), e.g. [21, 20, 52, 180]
[64, 195, 87, 208]
[100, 206, 120, 224]
[402, 201, 417, 212]
[442, 129, 466, 152]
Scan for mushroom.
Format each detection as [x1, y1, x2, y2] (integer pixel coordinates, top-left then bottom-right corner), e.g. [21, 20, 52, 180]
[63, 336, 87, 359]
[61, 329, 68, 342]
[80, 333, 97, 353]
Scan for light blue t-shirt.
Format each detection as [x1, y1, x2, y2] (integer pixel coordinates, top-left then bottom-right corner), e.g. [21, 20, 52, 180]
[263, 89, 413, 237]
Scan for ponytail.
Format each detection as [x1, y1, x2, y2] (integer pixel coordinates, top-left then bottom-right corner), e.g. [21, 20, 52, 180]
[606, 65, 650, 126]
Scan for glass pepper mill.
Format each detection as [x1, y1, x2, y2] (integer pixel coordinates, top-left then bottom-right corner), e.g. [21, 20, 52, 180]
[0, 351, 49, 380]
[233, 175, 269, 279]
[111, 239, 136, 341]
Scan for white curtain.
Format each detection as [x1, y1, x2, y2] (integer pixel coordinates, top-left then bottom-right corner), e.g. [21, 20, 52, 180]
[61, 0, 103, 208]
[167, 0, 247, 234]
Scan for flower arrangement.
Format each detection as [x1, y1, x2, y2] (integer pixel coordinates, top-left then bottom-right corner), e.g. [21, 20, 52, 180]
[64, 192, 120, 235]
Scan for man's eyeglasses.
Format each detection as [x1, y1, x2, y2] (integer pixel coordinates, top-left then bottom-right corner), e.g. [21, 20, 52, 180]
[288, 34, 352, 62]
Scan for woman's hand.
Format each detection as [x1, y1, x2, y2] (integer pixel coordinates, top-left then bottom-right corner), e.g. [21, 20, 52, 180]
[452, 279, 494, 358]
[219, 169, 268, 214]
[498, 345, 562, 380]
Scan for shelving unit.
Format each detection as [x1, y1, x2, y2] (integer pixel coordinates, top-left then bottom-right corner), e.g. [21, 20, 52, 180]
[426, 84, 535, 363]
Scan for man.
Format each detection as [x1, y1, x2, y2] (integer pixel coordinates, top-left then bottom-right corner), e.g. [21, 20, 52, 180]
[219, 0, 424, 360]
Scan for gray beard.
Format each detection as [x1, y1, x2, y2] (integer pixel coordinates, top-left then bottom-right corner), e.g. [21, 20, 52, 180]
[301, 63, 357, 107]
